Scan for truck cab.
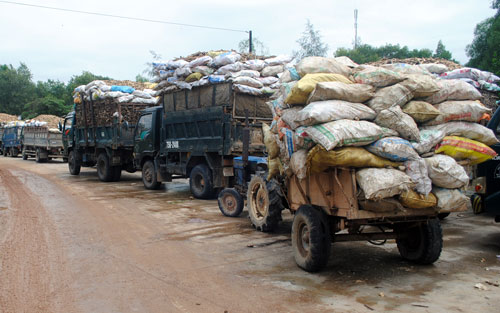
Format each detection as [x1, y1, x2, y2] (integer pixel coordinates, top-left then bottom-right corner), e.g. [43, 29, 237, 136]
[62, 111, 75, 156]
[2, 125, 23, 157]
[471, 108, 500, 222]
[133, 106, 163, 189]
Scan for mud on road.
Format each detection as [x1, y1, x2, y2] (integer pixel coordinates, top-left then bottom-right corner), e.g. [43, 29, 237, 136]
[0, 157, 499, 313]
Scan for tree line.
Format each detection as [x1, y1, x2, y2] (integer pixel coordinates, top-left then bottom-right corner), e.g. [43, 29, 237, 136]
[0, 65, 110, 119]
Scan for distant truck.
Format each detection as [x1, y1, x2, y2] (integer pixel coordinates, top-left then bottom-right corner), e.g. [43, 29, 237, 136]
[1, 125, 23, 157]
[62, 98, 151, 182]
[21, 125, 64, 162]
[133, 82, 272, 199]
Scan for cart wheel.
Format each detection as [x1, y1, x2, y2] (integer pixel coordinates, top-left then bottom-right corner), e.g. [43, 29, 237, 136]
[396, 219, 442, 265]
[97, 153, 113, 182]
[218, 188, 244, 217]
[22, 148, 28, 160]
[471, 194, 483, 214]
[142, 160, 161, 190]
[292, 205, 331, 272]
[189, 164, 215, 199]
[437, 213, 450, 220]
[247, 176, 284, 232]
[68, 150, 81, 175]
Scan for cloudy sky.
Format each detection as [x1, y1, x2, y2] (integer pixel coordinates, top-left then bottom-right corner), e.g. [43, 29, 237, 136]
[0, 0, 496, 82]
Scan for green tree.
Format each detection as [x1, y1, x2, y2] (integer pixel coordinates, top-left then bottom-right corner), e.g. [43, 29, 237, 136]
[0, 63, 36, 116]
[238, 37, 269, 55]
[135, 74, 149, 82]
[466, 1, 500, 74]
[293, 20, 329, 59]
[433, 40, 453, 60]
[22, 79, 71, 118]
[334, 43, 435, 64]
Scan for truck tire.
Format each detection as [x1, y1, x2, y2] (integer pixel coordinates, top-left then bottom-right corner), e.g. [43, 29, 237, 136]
[396, 219, 442, 265]
[97, 153, 113, 182]
[142, 160, 161, 190]
[189, 164, 215, 199]
[22, 148, 28, 160]
[247, 176, 284, 232]
[11, 148, 18, 157]
[36, 148, 42, 163]
[111, 166, 122, 182]
[218, 188, 244, 217]
[68, 150, 81, 175]
[292, 205, 331, 272]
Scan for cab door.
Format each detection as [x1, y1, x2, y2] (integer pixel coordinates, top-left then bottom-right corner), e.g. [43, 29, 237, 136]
[134, 113, 154, 163]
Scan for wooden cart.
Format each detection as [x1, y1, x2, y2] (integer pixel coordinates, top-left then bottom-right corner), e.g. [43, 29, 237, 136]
[249, 168, 467, 272]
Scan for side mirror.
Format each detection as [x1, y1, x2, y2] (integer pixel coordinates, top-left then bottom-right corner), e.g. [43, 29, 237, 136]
[58, 121, 62, 131]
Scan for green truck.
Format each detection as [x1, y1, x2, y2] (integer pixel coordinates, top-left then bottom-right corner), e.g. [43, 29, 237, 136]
[133, 82, 273, 199]
[62, 98, 152, 181]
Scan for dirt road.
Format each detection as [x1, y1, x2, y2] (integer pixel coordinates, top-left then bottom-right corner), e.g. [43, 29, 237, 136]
[0, 157, 499, 313]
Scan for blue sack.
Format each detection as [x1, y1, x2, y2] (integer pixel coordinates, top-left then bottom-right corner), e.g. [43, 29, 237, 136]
[111, 85, 135, 94]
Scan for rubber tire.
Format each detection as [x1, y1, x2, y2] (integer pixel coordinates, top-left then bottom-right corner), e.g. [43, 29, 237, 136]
[471, 194, 483, 214]
[292, 205, 331, 272]
[247, 176, 284, 232]
[218, 188, 244, 217]
[97, 153, 113, 182]
[22, 148, 28, 160]
[189, 164, 215, 199]
[142, 160, 161, 190]
[111, 166, 122, 182]
[437, 213, 450, 220]
[396, 219, 443, 265]
[68, 150, 81, 175]
[11, 148, 18, 157]
[35, 148, 42, 163]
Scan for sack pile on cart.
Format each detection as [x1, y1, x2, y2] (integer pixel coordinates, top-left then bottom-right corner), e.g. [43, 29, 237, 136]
[151, 50, 295, 97]
[264, 56, 499, 213]
[73, 80, 158, 105]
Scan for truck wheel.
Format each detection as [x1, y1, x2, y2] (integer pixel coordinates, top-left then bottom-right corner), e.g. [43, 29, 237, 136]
[35, 148, 42, 163]
[22, 148, 28, 160]
[68, 150, 81, 175]
[111, 166, 122, 182]
[247, 176, 284, 232]
[11, 148, 18, 157]
[471, 194, 483, 214]
[396, 219, 442, 265]
[189, 164, 215, 199]
[97, 153, 113, 182]
[218, 188, 244, 217]
[292, 205, 331, 272]
[142, 160, 161, 190]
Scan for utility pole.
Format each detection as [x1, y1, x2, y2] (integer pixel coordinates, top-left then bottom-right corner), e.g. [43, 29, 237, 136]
[354, 9, 358, 49]
[249, 30, 253, 54]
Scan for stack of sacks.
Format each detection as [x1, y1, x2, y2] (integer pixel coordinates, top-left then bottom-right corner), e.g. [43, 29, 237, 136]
[73, 80, 158, 105]
[264, 56, 499, 213]
[24, 120, 48, 127]
[439, 67, 500, 92]
[151, 50, 295, 97]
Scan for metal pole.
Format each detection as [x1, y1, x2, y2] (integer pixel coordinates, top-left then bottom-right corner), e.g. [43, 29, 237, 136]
[354, 9, 358, 49]
[249, 30, 253, 54]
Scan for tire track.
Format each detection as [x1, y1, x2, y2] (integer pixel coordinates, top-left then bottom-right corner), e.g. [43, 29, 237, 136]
[0, 168, 77, 313]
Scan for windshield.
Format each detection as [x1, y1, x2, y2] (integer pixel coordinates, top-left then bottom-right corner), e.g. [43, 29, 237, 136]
[64, 117, 73, 131]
